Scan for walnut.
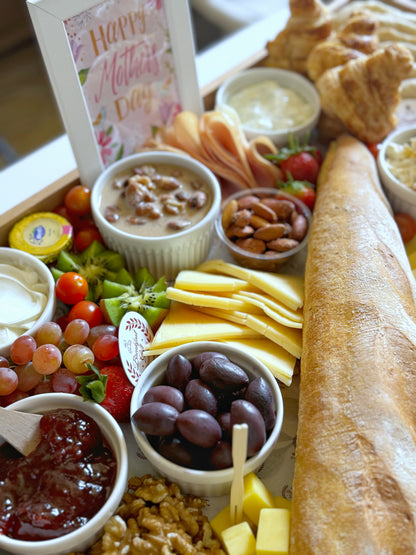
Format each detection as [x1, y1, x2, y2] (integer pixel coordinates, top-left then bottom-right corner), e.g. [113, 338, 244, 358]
[75, 474, 225, 555]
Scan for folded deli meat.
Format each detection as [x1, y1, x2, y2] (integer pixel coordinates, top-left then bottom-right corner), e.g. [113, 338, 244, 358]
[290, 135, 416, 553]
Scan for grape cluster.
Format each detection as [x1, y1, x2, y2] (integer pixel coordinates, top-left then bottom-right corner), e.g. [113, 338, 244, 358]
[0, 320, 119, 406]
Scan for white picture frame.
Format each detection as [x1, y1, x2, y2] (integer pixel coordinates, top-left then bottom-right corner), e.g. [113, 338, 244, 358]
[27, 0, 203, 187]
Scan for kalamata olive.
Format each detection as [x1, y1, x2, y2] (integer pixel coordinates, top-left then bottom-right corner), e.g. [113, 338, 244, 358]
[199, 358, 249, 392]
[192, 351, 228, 371]
[217, 412, 231, 440]
[143, 385, 185, 412]
[244, 376, 276, 431]
[132, 402, 179, 436]
[230, 399, 266, 457]
[158, 436, 194, 468]
[185, 379, 217, 416]
[165, 354, 192, 391]
[210, 440, 233, 470]
[176, 409, 222, 448]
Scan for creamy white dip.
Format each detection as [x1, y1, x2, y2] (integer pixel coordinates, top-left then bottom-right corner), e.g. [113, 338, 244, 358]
[0, 263, 48, 348]
[385, 137, 416, 191]
[227, 80, 314, 131]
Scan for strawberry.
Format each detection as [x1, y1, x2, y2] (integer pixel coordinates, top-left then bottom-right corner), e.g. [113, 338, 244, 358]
[77, 364, 134, 422]
[278, 176, 316, 211]
[266, 134, 322, 186]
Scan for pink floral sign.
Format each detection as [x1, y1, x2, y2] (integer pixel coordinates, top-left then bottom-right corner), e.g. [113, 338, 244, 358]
[64, 0, 183, 167]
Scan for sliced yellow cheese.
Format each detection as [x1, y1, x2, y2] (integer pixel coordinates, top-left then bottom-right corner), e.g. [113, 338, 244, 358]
[256, 508, 290, 555]
[196, 259, 304, 310]
[408, 250, 416, 270]
[174, 270, 249, 292]
[166, 287, 262, 313]
[233, 293, 302, 329]
[143, 302, 261, 354]
[274, 496, 292, 510]
[195, 307, 302, 359]
[406, 234, 416, 257]
[236, 290, 303, 323]
[218, 338, 296, 386]
[221, 521, 256, 555]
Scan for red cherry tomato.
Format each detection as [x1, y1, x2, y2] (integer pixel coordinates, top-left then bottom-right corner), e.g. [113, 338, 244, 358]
[394, 212, 416, 243]
[366, 142, 380, 160]
[74, 228, 103, 252]
[280, 152, 321, 185]
[55, 272, 88, 305]
[64, 185, 91, 216]
[68, 301, 103, 328]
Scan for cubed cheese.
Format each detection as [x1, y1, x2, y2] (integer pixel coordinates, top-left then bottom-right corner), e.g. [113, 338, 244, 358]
[221, 521, 256, 555]
[243, 472, 275, 525]
[256, 508, 290, 555]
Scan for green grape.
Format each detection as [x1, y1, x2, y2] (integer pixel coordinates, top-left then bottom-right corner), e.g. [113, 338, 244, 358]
[63, 344, 94, 375]
[14, 362, 43, 392]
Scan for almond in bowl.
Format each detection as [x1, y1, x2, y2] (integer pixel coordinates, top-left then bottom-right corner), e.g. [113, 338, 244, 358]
[216, 187, 311, 272]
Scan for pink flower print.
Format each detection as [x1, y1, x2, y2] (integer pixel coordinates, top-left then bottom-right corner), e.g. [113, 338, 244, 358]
[159, 102, 182, 125]
[96, 129, 112, 164]
[146, 0, 162, 10]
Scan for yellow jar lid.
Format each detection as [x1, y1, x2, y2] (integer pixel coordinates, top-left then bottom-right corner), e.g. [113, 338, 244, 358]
[9, 212, 73, 263]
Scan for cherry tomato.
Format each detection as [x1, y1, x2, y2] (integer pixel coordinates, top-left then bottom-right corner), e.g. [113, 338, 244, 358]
[53, 204, 80, 229]
[280, 152, 321, 185]
[75, 228, 103, 252]
[366, 142, 380, 160]
[68, 301, 103, 328]
[65, 185, 91, 216]
[394, 212, 416, 243]
[55, 272, 88, 305]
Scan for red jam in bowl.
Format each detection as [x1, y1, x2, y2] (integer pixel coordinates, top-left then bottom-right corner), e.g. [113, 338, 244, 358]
[0, 408, 117, 541]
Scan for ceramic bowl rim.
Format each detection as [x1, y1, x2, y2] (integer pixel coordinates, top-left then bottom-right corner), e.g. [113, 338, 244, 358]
[0, 393, 128, 554]
[130, 341, 284, 484]
[91, 151, 222, 243]
[215, 187, 312, 262]
[378, 125, 416, 203]
[215, 67, 321, 136]
[0, 247, 56, 356]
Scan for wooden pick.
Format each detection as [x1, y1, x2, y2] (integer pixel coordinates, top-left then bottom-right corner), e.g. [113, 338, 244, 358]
[0, 406, 43, 456]
[230, 423, 248, 525]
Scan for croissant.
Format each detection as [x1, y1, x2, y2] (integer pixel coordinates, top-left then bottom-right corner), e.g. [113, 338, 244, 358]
[316, 43, 413, 144]
[264, 0, 333, 75]
[307, 10, 380, 81]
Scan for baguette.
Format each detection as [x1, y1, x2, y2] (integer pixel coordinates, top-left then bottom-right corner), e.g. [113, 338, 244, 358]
[290, 134, 416, 554]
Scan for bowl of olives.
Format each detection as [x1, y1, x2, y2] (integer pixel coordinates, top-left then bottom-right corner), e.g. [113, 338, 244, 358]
[130, 341, 284, 497]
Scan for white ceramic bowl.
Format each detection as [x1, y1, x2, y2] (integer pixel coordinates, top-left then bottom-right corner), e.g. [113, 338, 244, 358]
[378, 126, 416, 218]
[130, 341, 284, 497]
[91, 151, 222, 281]
[215, 67, 321, 146]
[0, 393, 128, 555]
[216, 187, 312, 272]
[0, 247, 56, 357]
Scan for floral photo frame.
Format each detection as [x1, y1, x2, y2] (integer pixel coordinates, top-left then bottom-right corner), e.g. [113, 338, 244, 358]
[27, 0, 203, 187]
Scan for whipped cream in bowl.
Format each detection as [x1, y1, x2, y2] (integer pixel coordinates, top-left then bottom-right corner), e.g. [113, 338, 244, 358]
[0, 248, 56, 356]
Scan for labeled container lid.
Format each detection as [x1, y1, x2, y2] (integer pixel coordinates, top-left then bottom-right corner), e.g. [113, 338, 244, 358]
[9, 212, 73, 263]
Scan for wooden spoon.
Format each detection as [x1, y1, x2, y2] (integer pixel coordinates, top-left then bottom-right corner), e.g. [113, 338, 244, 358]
[230, 423, 248, 525]
[0, 406, 43, 456]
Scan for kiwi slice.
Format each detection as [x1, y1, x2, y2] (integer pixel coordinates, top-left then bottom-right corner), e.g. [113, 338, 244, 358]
[54, 240, 125, 301]
[100, 267, 170, 328]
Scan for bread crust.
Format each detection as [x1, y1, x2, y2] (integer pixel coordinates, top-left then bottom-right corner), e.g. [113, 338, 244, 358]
[290, 134, 416, 554]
